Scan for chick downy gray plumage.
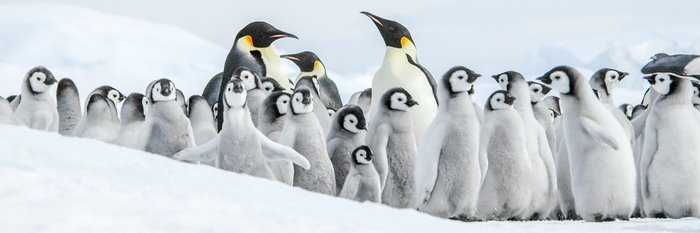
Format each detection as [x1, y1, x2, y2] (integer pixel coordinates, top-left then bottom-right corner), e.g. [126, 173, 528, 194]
[56, 78, 81, 135]
[326, 105, 367, 195]
[260, 92, 293, 183]
[0, 97, 16, 125]
[138, 79, 195, 157]
[339, 145, 381, 203]
[188, 95, 217, 146]
[295, 76, 332, 133]
[114, 93, 149, 148]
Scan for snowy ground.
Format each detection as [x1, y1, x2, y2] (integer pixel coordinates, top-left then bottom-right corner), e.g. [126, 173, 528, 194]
[2, 125, 700, 232]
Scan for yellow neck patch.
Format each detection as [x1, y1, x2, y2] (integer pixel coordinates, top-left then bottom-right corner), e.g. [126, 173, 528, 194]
[243, 35, 254, 47]
[400, 36, 412, 48]
[313, 60, 322, 72]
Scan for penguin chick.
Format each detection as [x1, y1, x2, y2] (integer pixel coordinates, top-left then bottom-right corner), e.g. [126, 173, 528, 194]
[113, 93, 149, 148]
[14, 66, 59, 131]
[56, 78, 81, 135]
[234, 67, 266, 127]
[326, 105, 367, 194]
[188, 95, 217, 146]
[339, 145, 381, 203]
[619, 104, 634, 120]
[259, 92, 293, 183]
[261, 77, 286, 94]
[295, 75, 332, 133]
[72, 93, 120, 142]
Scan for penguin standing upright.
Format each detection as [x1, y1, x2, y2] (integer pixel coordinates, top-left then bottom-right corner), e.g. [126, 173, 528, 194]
[282, 51, 343, 110]
[362, 12, 438, 143]
[187, 95, 217, 146]
[278, 87, 336, 194]
[367, 87, 419, 208]
[0, 97, 16, 125]
[233, 67, 267, 127]
[538, 66, 636, 222]
[493, 71, 557, 219]
[295, 75, 332, 132]
[73, 93, 120, 142]
[211, 22, 297, 130]
[259, 92, 293, 183]
[114, 93, 149, 148]
[477, 90, 532, 220]
[528, 81, 556, 156]
[56, 78, 81, 136]
[339, 145, 381, 203]
[14, 66, 59, 132]
[326, 105, 367, 194]
[589, 68, 635, 143]
[137, 79, 196, 157]
[415, 66, 483, 219]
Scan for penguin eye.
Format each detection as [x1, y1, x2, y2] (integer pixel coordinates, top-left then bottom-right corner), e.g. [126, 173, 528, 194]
[496, 98, 501, 102]
[534, 88, 539, 92]
[283, 100, 288, 104]
[659, 78, 665, 82]
[36, 77, 41, 81]
[554, 76, 560, 80]
[398, 97, 403, 102]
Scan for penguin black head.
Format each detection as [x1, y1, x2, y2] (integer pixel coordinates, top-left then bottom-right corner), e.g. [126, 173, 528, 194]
[123, 93, 148, 120]
[645, 73, 683, 96]
[486, 90, 516, 111]
[149, 78, 176, 102]
[492, 71, 524, 91]
[92, 85, 125, 105]
[260, 77, 286, 94]
[233, 67, 261, 91]
[25, 66, 57, 95]
[527, 81, 551, 103]
[235, 21, 298, 48]
[442, 66, 481, 97]
[590, 68, 628, 95]
[281, 51, 323, 73]
[641, 53, 700, 76]
[361, 11, 414, 49]
[6, 95, 17, 103]
[336, 105, 367, 133]
[295, 75, 321, 96]
[352, 145, 373, 165]
[262, 92, 291, 121]
[537, 66, 580, 95]
[224, 78, 247, 108]
[382, 87, 418, 111]
[291, 87, 314, 115]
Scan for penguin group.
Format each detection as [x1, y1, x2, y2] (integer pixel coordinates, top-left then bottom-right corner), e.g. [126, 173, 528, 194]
[3, 12, 700, 223]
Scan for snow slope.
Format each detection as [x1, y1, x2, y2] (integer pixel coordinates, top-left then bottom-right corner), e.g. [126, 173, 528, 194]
[2, 125, 700, 232]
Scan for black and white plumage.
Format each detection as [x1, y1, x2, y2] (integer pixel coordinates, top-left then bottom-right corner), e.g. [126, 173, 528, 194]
[56, 78, 81, 135]
[619, 104, 634, 120]
[260, 77, 286, 94]
[294, 75, 332, 133]
[232, 67, 267, 128]
[641, 53, 700, 77]
[477, 90, 532, 220]
[339, 145, 381, 203]
[114, 93, 149, 148]
[282, 51, 343, 110]
[259, 92, 292, 183]
[14, 66, 59, 132]
[72, 86, 123, 142]
[416, 66, 483, 219]
[528, 81, 556, 157]
[278, 87, 336, 195]
[367, 87, 419, 208]
[326, 105, 367, 194]
[538, 66, 636, 222]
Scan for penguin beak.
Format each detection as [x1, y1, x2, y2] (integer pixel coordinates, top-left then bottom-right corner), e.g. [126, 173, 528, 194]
[406, 99, 419, 107]
[280, 54, 300, 61]
[541, 86, 552, 95]
[302, 95, 312, 105]
[504, 95, 516, 105]
[44, 75, 57, 85]
[269, 31, 298, 40]
[643, 75, 656, 85]
[233, 82, 245, 93]
[467, 73, 481, 83]
[491, 75, 499, 82]
[619, 72, 630, 81]
[537, 76, 552, 85]
[361, 11, 384, 28]
[357, 122, 367, 131]
[118, 95, 125, 102]
[161, 88, 172, 96]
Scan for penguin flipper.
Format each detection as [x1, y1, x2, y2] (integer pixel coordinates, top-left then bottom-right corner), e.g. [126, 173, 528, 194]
[580, 117, 619, 150]
[406, 54, 438, 106]
[640, 125, 659, 198]
[415, 120, 448, 205]
[173, 135, 220, 165]
[258, 130, 311, 170]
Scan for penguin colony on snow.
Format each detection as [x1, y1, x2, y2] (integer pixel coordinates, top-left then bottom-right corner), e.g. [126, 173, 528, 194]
[2, 12, 700, 222]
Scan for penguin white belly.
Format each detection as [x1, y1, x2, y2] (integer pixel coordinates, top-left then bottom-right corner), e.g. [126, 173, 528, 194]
[644, 108, 700, 218]
[15, 99, 58, 131]
[564, 113, 636, 221]
[521, 115, 556, 219]
[287, 116, 336, 195]
[370, 54, 436, 143]
[218, 126, 274, 179]
[260, 46, 290, 91]
[555, 125, 576, 219]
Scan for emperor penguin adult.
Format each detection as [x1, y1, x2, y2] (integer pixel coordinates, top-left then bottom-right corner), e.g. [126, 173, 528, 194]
[477, 90, 532, 221]
[56, 78, 81, 135]
[202, 72, 223, 107]
[493, 71, 557, 219]
[113, 93, 149, 148]
[366, 87, 419, 208]
[278, 87, 336, 195]
[14, 66, 59, 132]
[72, 93, 120, 142]
[233, 67, 267, 127]
[137, 79, 196, 157]
[537, 66, 636, 222]
[0, 97, 16, 125]
[295, 75, 332, 132]
[187, 95, 217, 146]
[281, 51, 343, 110]
[212, 21, 297, 130]
[528, 81, 556, 156]
[259, 91, 293, 183]
[326, 105, 367, 194]
[339, 145, 381, 203]
[362, 11, 438, 143]
[639, 56, 700, 218]
[589, 68, 635, 144]
[415, 66, 483, 219]
[175, 79, 310, 178]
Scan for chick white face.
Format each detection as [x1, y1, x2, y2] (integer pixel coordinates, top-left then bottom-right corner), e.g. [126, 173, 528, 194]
[224, 81, 247, 108]
[496, 74, 509, 90]
[141, 96, 151, 114]
[276, 94, 290, 115]
[342, 114, 363, 133]
[604, 70, 620, 93]
[238, 70, 257, 91]
[28, 71, 54, 93]
[547, 71, 571, 94]
[353, 147, 373, 165]
[648, 73, 673, 95]
[693, 84, 700, 105]
[529, 83, 547, 102]
[327, 109, 336, 118]
[448, 70, 472, 93]
[212, 102, 219, 118]
[389, 92, 416, 111]
[489, 91, 515, 110]
[151, 81, 176, 102]
[107, 89, 124, 104]
[291, 90, 313, 114]
[262, 80, 276, 94]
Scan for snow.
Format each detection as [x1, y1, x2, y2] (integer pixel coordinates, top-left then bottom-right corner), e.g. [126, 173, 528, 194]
[1, 3, 700, 232]
[2, 124, 700, 232]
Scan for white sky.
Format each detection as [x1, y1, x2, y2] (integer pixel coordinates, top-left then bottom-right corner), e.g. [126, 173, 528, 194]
[1, 0, 699, 79]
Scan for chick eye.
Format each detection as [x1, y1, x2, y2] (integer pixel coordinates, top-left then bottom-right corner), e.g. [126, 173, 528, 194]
[228, 88, 232, 91]
[398, 98, 403, 101]
[36, 77, 41, 81]
[350, 119, 355, 123]
[555, 76, 560, 80]
[659, 78, 665, 82]
[283, 100, 288, 104]
[496, 98, 501, 101]
[534, 89, 539, 92]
